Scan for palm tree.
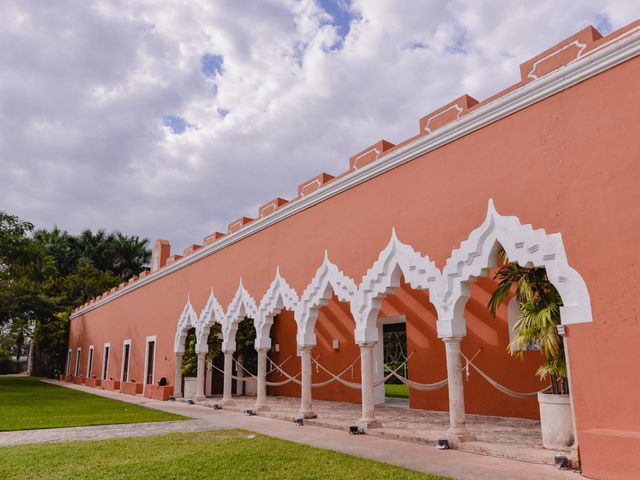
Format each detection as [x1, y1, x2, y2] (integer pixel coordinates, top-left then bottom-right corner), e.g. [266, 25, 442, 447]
[488, 248, 568, 394]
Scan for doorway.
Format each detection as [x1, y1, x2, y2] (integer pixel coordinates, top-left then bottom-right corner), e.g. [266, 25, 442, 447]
[374, 316, 409, 407]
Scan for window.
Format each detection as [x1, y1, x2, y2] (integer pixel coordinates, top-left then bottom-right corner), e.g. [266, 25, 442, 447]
[87, 345, 94, 378]
[66, 349, 72, 375]
[144, 336, 157, 386]
[74, 347, 81, 376]
[121, 340, 131, 382]
[102, 343, 110, 380]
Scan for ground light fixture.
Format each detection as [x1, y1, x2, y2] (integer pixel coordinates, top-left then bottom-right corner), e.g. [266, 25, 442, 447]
[349, 426, 364, 435]
[554, 455, 568, 469]
[244, 409, 256, 416]
[437, 439, 450, 450]
[212, 404, 221, 410]
[293, 417, 304, 426]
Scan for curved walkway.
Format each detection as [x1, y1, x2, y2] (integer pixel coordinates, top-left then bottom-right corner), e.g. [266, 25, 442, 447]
[0, 380, 580, 480]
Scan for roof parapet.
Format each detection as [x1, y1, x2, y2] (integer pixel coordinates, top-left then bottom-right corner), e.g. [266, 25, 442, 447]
[349, 140, 395, 171]
[203, 231, 225, 246]
[419, 94, 478, 134]
[298, 173, 335, 197]
[259, 197, 289, 218]
[229, 217, 254, 234]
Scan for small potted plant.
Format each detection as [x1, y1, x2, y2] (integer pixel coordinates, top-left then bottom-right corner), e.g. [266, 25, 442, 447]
[489, 248, 574, 449]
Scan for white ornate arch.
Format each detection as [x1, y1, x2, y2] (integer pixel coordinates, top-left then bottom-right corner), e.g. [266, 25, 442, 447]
[195, 289, 226, 353]
[295, 252, 358, 347]
[255, 268, 299, 349]
[222, 280, 258, 352]
[352, 229, 440, 343]
[173, 298, 199, 353]
[436, 199, 592, 338]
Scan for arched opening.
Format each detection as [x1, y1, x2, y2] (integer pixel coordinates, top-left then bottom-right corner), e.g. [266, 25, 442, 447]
[232, 317, 258, 397]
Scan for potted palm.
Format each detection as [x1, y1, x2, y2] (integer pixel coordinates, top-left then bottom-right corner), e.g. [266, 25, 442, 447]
[488, 248, 574, 449]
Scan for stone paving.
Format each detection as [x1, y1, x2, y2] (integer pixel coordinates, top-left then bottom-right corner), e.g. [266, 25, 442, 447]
[197, 394, 569, 465]
[0, 381, 581, 480]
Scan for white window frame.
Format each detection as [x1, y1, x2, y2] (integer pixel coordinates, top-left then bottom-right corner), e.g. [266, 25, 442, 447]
[143, 335, 157, 392]
[86, 345, 94, 378]
[121, 339, 132, 382]
[74, 347, 82, 377]
[102, 343, 111, 380]
[66, 349, 72, 375]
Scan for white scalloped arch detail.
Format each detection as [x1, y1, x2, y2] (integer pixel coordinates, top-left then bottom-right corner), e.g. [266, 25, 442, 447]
[195, 289, 226, 353]
[173, 299, 199, 353]
[222, 280, 258, 352]
[295, 252, 358, 347]
[352, 229, 440, 343]
[436, 199, 593, 338]
[255, 268, 299, 349]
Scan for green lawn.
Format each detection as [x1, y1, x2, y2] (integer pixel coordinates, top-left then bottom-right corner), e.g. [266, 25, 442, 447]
[0, 430, 450, 480]
[385, 383, 409, 398]
[0, 376, 184, 431]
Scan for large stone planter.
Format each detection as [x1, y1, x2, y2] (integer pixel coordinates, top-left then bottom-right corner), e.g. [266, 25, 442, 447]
[121, 381, 143, 395]
[243, 377, 257, 396]
[144, 385, 174, 401]
[102, 379, 121, 391]
[183, 377, 197, 399]
[538, 392, 574, 449]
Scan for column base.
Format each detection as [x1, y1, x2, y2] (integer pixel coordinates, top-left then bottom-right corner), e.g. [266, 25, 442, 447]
[193, 395, 207, 402]
[254, 404, 270, 412]
[443, 427, 475, 444]
[220, 398, 235, 406]
[358, 418, 382, 430]
[298, 410, 317, 419]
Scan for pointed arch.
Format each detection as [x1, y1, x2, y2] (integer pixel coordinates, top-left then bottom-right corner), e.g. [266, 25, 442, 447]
[352, 229, 440, 343]
[255, 268, 299, 349]
[436, 199, 592, 338]
[222, 280, 258, 352]
[295, 252, 357, 347]
[195, 289, 226, 353]
[173, 299, 199, 353]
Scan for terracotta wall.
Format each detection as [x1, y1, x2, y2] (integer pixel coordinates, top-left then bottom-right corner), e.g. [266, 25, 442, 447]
[68, 45, 640, 480]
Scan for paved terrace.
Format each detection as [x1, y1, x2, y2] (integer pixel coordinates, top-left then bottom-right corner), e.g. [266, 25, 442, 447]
[0, 379, 581, 480]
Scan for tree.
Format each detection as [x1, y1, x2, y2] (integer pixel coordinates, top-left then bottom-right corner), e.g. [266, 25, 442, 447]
[488, 248, 567, 394]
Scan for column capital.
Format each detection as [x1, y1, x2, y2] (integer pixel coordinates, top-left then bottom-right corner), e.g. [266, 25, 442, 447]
[256, 347, 270, 353]
[356, 341, 376, 348]
[197, 351, 207, 358]
[556, 324, 567, 337]
[298, 345, 313, 351]
[441, 335, 465, 344]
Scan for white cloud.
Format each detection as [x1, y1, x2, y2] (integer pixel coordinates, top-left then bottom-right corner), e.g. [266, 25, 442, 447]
[0, 0, 637, 250]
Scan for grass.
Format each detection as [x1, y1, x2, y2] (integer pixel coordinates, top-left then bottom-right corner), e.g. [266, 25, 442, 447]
[0, 376, 185, 431]
[0, 430, 451, 480]
[385, 383, 409, 398]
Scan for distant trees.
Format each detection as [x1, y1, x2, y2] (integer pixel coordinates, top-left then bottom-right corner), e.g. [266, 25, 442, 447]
[0, 211, 151, 376]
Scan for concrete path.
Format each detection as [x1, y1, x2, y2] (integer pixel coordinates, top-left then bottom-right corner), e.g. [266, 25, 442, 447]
[0, 380, 580, 480]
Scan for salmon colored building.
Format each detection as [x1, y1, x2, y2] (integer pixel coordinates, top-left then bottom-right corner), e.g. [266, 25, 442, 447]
[67, 21, 640, 480]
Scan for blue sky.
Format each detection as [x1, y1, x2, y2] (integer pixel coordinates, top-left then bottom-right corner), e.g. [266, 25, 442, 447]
[0, 0, 637, 250]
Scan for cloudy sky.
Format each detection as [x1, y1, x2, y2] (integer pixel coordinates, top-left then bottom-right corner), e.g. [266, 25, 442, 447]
[1, 0, 637, 251]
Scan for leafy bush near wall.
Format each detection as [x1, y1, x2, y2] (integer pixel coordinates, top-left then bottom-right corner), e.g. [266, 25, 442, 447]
[0, 349, 13, 374]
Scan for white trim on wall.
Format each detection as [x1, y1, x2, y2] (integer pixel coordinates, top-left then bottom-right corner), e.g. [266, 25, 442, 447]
[66, 349, 72, 376]
[143, 335, 157, 392]
[86, 345, 95, 379]
[102, 343, 111, 380]
[74, 347, 81, 377]
[120, 339, 132, 383]
[70, 28, 640, 321]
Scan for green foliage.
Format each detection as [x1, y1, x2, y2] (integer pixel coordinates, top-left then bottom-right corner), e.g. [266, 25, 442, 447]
[0, 429, 450, 480]
[0, 210, 152, 376]
[0, 376, 184, 431]
[488, 248, 568, 394]
[0, 349, 12, 374]
[181, 326, 223, 377]
[235, 318, 257, 375]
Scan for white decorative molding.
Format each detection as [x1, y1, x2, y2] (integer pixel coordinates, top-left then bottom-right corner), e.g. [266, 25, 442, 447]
[295, 252, 358, 347]
[352, 229, 440, 343]
[527, 40, 588, 80]
[70, 27, 640, 320]
[423, 103, 463, 133]
[255, 268, 299, 349]
[352, 147, 381, 169]
[173, 299, 199, 354]
[300, 179, 321, 197]
[222, 280, 258, 352]
[436, 199, 593, 338]
[195, 289, 226, 353]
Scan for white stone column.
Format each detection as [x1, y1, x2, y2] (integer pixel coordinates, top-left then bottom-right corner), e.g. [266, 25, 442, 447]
[194, 352, 207, 401]
[222, 350, 234, 405]
[255, 348, 269, 411]
[558, 325, 578, 454]
[298, 346, 316, 418]
[443, 336, 473, 441]
[358, 342, 381, 429]
[174, 353, 184, 398]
